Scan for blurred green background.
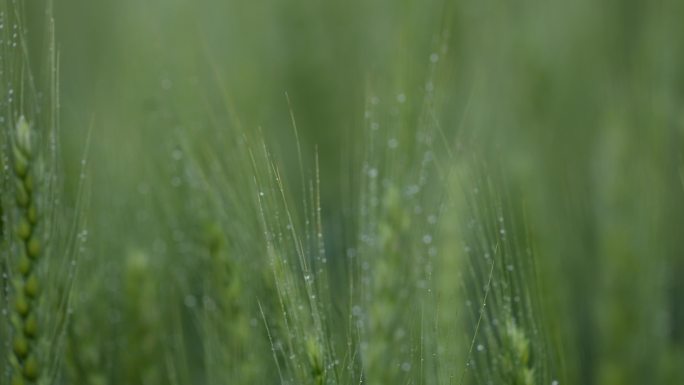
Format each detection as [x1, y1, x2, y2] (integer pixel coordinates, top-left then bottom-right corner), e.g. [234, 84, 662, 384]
[13, 0, 684, 384]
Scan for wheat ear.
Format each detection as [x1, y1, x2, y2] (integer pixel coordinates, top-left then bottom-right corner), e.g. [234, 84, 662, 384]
[10, 116, 41, 385]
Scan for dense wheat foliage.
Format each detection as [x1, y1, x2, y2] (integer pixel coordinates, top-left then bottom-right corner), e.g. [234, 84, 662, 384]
[0, 0, 683, 384]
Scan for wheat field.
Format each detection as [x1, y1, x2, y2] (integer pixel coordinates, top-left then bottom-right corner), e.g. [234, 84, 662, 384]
[0, 1, 683, 384]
